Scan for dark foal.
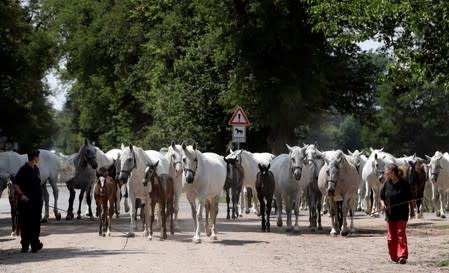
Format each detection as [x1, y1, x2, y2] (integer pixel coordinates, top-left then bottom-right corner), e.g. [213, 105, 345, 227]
[407, 159, 427, 218]
[94, 167, 117, 236]
[143, 161, 174, 240]
[223, 157, 244, 220]
[256, 163, 275, 232]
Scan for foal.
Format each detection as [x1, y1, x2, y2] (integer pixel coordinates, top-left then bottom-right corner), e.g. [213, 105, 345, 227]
[223, 156, 244, 219]
[94, 167, 117, 236]
[143, 161, 174, 240]
[256, 164, 275, 232]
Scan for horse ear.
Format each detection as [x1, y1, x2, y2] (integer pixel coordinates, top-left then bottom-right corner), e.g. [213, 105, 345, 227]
[182, 141, 187, 150]
[258, 163, 262, 171]
[193, 142, 197, 150]
[154, 160, 159, 167]
[171, 141, 175, 148]
[286, 144, 293, 153]
[425, 155, 432, 161]
[348, 149, 353, 155]
[85, 139, 88, 145]
[267, 163, 270, 169]
[121, 143, 125, 150]
[129, 144, 133, 152]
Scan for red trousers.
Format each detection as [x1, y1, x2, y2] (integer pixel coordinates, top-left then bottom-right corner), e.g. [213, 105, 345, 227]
[387, 220, 408, 261]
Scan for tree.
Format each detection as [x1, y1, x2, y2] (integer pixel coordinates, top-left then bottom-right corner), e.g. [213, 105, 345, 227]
[0, 0, 58, 152]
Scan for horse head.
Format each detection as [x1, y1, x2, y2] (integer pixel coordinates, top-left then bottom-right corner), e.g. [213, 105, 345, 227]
[287, 144, 306, 180]
[118, 144, 137, 185]
[79, 140, 98, 169]
[143, 161, 159, 187]
[168, 141, 183, 177]
[428, 152, 444, 183]
[182, 142, 198, 184]
[370, 149, 386, 183]
[325, 152, 344, 196]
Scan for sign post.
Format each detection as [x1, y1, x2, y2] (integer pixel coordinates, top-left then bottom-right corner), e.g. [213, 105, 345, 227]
[228, 106, 250, 149]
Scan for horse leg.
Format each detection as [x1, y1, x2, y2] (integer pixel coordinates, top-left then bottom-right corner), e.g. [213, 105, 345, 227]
[193, 197, 205, 243]
[85, 188, 94, 218]
[66, 186, 75, 220]
[50, 179, 61, 221]
[97, 202, 103, 236]
[439, 188, 447, 218]
[267, 197, 272, 232]
[225, 187, 231, 220]
[147, 201, 154, 240]
[276, 193, 283, 227]
[115, 184, 121, 218]
[205, 200, 211, 237]
[258, 193, 266, 232]
[317, 196, 323, 230]
[123, 185, 130, 213]
[293, 194, 300, 233]
[77, 189, 85, 219]
[329, 198, 338, 236]
[169, 199, 174, 235]
[161, 201, 167, 240]
[127, 188, 137, 237]
[209, 196, 219, 240]
[234, 186, 242, 218]
[284, 196, 293, 232]
[432, 184, 441, 217]
[340, 200, 350, 236]
[40, 182, 50, 222]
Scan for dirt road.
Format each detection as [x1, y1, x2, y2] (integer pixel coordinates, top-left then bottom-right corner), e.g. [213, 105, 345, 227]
[1, 186, 449, 273]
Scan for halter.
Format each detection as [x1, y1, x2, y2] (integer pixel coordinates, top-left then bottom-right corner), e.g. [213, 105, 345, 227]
[291, 165, 302, 174]
[183, 157, 198, 178]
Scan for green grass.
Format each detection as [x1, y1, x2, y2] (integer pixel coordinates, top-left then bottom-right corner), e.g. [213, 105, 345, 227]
[438, 258, 449, 267]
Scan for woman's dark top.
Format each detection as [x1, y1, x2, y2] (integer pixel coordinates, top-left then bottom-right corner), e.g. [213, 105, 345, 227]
[380, 178, 411, 222]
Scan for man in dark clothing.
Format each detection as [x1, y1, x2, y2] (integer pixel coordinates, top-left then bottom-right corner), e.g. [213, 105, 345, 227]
[13, 148, 44, 253]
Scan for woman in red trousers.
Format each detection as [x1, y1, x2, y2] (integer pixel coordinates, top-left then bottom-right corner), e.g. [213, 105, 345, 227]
[380, 163, 415, 264]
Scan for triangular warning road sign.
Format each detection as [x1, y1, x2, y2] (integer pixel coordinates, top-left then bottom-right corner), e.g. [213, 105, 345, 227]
[228, 106, 250, 125]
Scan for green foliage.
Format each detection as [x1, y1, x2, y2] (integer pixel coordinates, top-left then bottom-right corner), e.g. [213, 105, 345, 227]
[0, 0, 58, 152]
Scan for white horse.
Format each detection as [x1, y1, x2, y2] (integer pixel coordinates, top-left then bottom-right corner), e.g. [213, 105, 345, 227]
[362, 148, 390, 216]
[317, 150, 359, 236]
[270, 144, 307, 232]
[0, 149, 62, 222]
[165, 142, 184, 226]
[181, 142, 226, 243]
[347, 149, 368, 212]
[427, 151, 449, 218]
[118, 144, 154, 237]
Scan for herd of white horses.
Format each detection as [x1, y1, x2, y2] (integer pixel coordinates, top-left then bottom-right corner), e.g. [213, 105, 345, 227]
[1, 141, 449, 243]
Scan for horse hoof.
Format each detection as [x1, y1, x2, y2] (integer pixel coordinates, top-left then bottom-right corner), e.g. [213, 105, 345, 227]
[210, 235, 217, 240]
[41, 218, 48, 223]
[127, 232, 135, 237]
[245, 209, 250, 214]
[76, 215, 82, 220]
[441, 214, 446, 219]
[192, 237, 201, 244]
[293, 226, 300, 233]
[55, 213, 61, 221]
[66, 214, 73, 220]
[277, 219, 282, 227]
[285, 227, 293, 232]
[310, 227, 316, 232]
[10, 232, 17, 237]
[148, 236, 153, 240]
[102, 233, 106, 237]
[341, 230, 349, 236]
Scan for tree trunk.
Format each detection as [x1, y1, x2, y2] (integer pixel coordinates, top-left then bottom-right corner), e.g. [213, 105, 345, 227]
[267, 121, 295, 155]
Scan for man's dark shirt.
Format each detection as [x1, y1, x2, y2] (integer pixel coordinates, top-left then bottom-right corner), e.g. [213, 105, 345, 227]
[14, 163, 42, 208]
